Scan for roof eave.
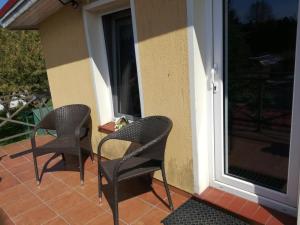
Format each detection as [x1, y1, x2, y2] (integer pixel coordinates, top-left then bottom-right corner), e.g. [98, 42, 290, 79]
[0, 0, 38, 28]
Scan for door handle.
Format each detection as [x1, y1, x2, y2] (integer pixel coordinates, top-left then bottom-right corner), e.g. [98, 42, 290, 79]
[211, 64, 218, 93]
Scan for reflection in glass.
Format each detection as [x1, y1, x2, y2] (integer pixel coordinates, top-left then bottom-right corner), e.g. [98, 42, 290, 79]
[103, 9, 141, 119]
[224, 0, 298, 193]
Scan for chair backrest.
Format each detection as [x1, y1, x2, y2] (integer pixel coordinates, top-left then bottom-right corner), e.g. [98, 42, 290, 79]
[53, 104, 91, 137]
[118, 116, 173, 161]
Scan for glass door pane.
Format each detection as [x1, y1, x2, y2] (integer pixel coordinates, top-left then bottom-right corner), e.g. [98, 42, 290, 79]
[224, 0, 299, 193]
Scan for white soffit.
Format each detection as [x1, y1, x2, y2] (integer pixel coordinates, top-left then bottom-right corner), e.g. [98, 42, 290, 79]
[1, 0, 63, 29]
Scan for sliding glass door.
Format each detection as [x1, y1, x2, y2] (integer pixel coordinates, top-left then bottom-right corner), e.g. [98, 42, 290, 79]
[213, 0, 300, 209]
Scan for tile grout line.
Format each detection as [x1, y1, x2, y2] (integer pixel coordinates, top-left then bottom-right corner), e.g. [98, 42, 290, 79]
[2, 162, 65, 224]
[236, 198, 248, 214]
[222, 195, 236, 209]
[128, 198, 157, 225]
[41, 169, 110, 225]
[5, 163, 98, 225]
[2, 143, 176, 225]
[49, 172, 128, 225]
[264, 214, 273, 225]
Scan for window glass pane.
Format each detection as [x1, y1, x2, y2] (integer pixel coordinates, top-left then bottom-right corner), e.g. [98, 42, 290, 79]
[103, 9, 141, 119]
[224, 0, 298, 193]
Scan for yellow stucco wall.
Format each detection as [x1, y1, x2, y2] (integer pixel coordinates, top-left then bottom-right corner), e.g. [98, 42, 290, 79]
[134, 0, 193, 192]
[39, 7, 101, 150]
[39, 0, 194, 193]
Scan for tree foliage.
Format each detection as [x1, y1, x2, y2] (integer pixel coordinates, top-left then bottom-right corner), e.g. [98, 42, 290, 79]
[0, 28, 48, 96]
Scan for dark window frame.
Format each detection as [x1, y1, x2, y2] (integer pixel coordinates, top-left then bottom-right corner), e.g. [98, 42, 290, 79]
[102, 9, 141, 121]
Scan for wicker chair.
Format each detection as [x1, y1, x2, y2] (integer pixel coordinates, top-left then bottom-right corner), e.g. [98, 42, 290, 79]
[97, 116, 174, 225]
[31, 104, 93, 185]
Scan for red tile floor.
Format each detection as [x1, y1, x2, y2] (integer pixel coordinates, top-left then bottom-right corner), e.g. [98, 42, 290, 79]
[197, 188, 297, 225]
[0, 136, 297, 225]
[0, 136, 188, 225]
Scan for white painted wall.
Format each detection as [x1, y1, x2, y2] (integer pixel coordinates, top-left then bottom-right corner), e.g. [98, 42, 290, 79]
[187, 0, 214, 194]
[83, 9, 114, 125]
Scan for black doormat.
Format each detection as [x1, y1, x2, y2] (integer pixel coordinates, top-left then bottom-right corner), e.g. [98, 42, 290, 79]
[162, 198, 255, 225]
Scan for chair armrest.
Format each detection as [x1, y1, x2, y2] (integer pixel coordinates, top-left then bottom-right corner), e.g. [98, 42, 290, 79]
[96, 130, 129, 172]
[97, 124, 140, 158]
[97, 134, 115, 157]
[31, 111, 57, 150]
[74, 109, 91, 145]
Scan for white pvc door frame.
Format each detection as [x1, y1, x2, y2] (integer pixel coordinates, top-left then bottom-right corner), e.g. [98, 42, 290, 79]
[211, 0, 300, 216]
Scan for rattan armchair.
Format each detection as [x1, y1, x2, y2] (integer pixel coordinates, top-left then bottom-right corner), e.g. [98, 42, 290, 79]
[97, 116, 174, 225]
[31, 104, 93, 185]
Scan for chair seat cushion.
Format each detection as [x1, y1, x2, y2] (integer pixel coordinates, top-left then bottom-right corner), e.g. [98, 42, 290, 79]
[101, 157, 161, 183]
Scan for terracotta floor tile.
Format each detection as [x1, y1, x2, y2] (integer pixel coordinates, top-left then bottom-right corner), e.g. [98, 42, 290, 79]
[1, 139, 297, 225]
[4, 194, 42, 218]
[70, 170, 95, 187]
[61, 172, 87, 187]
[1, 156, 30, 169]
[152, 182, 174, 195]
[0, 151, 7, 159]
[2, 142, 27, 155]
[198, 188, 213, 201]
[118, 197, 153, 224]
[89, 193, 111, 211]
[133, 207, 168, 225]
[17, 139, 32, 149]
[0, 170, 20, 192]
[23, 174, 56, 191]
[15, 169, 37, 182]
[44, 217, 69, 225]
[199, 187, 228, 204]
[84, 158, 95, 169]
[47, 191, 87, 214]
[75, 178, 98, 199]
[14, 204, 57, 225]
[61, 200, 105, 225]
[267, 217, 283, 225]
[87, 213, 126, 225]
[214, 192, 235, 209]
[86, 163, 98, 175]
[35, 179, 70, 202]
[0, 208, 14, 225]
[52, 169, 95, 187]
[239, 201, 260, 220]
[156, 193, 188, 213]
[24, 154, 33, 161]
[36, 154, 59, 166]
[23, 148, 55, 163]
[138, 184, 168, 206]
[226, 196, 247, 213]
[7, 161, 33, 175]
[252, 206, 272, 224]
[0, 163, 5, 171]
[49, 170, 73, 182]
[203, 188, 225, 204]
[269, 211, 297, 225]
[0, 184, 33, 206]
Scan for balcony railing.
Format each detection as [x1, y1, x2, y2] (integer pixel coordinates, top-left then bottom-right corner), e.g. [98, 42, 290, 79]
[0, 93, 52, 145]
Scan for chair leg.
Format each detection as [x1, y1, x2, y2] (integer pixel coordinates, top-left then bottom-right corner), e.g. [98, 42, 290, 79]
[98, 164, 103, 203]
[33, 154, 40, 185]
[61, 153, 66, 163]
[112, 182, 119, 225]
[161, 164, 174, 211]
[90, 150, 94, 163]
[78, 150, 84, 185]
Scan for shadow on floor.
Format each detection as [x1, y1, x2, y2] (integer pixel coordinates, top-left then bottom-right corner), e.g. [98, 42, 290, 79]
[101, 175, 171, 212]
[0, 207, 14, 225]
